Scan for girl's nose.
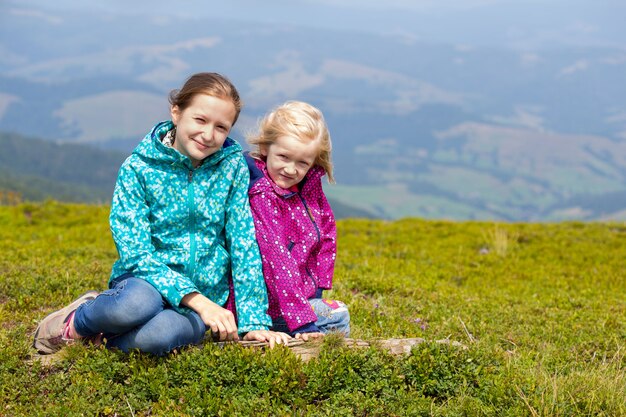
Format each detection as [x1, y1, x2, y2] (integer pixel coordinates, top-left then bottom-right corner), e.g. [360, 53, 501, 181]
[284, 163, 296, 174]
[201, 126, 214, 141]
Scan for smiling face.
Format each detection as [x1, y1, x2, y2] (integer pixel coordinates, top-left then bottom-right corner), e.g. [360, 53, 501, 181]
[262, 134, 320, 189]
[170, 93, 237, 167]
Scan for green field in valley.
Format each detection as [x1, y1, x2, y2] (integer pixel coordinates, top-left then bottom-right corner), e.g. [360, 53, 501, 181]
[1, 202, 625, 416]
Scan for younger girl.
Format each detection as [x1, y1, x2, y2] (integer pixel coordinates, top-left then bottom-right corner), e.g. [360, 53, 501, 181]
[245, 101, 350, 338]
[33, 72, 289, 355]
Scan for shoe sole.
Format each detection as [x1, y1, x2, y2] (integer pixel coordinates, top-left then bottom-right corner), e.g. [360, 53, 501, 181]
[33, 290, 99, 354]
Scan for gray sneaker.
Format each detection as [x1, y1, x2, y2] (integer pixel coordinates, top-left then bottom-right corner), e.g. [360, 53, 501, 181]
[33, 291, 99, 354]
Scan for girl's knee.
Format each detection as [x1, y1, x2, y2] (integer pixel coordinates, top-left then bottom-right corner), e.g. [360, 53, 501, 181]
[311, 298, 351, 336]
[330, 303, 350, 333]
[97, 278, 164, 329]
[312, 299, 349, 317]
[116, 279, 162, 315]
[134, 310, 206, 355]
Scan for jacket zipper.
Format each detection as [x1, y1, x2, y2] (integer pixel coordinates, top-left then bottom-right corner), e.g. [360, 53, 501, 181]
[187, 169, 197, 277]
[298, 194, 321, 243]
[298, 194, 320, 289]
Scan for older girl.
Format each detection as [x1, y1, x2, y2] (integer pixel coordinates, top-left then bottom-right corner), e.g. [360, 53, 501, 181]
[33, 72, 289, 355]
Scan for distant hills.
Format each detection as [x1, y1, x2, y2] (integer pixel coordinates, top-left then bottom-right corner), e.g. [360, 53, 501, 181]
[0, 132, 125, 203]
[0, 132, 375, 219]
[1, 3, 626, 220]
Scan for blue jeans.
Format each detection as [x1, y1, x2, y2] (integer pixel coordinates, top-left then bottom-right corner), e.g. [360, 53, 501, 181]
[271, 298, 350, 337]
[73, 277, 206, 356]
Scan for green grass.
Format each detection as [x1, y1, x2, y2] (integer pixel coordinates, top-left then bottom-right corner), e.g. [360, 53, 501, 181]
[1, 201, 625, 416]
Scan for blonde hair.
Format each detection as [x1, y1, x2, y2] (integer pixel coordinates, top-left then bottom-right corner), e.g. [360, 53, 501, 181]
[248, 101, 334, 183]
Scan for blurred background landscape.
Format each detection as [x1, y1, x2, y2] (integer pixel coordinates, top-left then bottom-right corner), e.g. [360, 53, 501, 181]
[1, 0, 625, 220]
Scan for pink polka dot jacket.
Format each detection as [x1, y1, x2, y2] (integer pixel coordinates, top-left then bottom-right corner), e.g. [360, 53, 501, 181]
[245, 154, 337, 332]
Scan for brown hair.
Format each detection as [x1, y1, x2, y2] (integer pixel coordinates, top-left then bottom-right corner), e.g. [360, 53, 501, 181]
[169, 72, 243, 125]
[248, 101, 334, 183]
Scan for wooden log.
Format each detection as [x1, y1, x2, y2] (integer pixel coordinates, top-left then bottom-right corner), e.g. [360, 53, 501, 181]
[226, 337, 466, 362]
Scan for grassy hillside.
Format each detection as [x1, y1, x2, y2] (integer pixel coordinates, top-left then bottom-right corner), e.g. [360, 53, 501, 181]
[1, 202, 625, 415]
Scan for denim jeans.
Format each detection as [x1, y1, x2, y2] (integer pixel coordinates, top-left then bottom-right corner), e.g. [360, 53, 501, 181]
[271, 298, 350, 337]
[73, 276, 206, 356]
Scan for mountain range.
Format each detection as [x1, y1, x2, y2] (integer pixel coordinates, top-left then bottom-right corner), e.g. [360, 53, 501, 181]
[0, 132, 375, 219]
[1, 1, 625, 220]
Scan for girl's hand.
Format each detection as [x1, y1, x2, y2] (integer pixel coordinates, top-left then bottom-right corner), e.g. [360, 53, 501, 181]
[295, 332, 324, 342]
[181, 292, 239, 341]
[243, 330, 291, 348]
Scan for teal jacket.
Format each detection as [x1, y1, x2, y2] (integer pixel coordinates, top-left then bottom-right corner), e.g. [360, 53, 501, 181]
[109, 121, 271, 334]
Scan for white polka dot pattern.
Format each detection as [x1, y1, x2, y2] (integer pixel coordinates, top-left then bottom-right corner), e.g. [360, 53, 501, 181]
[248, 158, 337, 332]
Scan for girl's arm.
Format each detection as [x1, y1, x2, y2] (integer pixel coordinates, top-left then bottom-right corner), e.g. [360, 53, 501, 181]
[224, 155, 273, 335]
[249, 190, 319, 333]
[312, 177, 337, 290]
[110, 161, 199, 309]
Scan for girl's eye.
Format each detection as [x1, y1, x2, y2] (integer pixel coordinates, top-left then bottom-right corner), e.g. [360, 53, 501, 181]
[297, 161, 309, 168]
[278, 154, 288, 160]
[194, 118, 204, 123]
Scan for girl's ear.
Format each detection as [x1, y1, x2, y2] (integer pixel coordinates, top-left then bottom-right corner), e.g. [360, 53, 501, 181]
[170, 105, 181, 125]
[259, 144, 269, 157]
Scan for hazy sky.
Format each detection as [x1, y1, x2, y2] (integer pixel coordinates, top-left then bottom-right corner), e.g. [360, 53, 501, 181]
[8, 0, 626, 48]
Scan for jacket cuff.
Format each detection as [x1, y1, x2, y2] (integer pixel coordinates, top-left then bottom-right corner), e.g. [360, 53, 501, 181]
[174, 286, 200, 308]
[292, 322, 320, 335]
